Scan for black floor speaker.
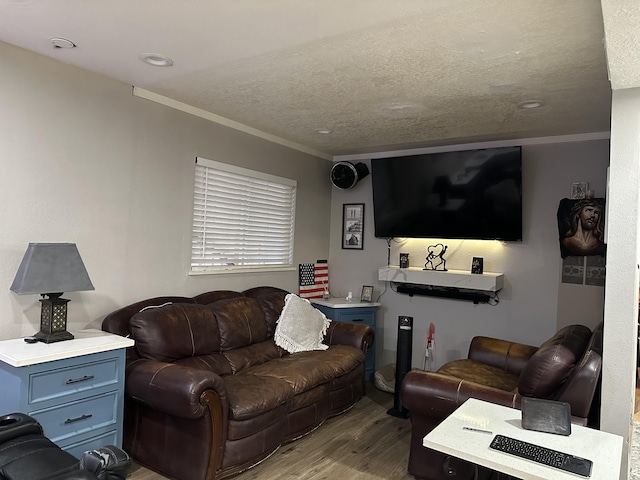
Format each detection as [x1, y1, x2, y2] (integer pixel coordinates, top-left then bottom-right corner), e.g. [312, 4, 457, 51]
[387, 315, 413, 418]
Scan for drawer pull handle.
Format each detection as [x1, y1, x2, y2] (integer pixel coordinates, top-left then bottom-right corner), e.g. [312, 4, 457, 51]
[66, 375, 95, 384]
[352, 318, 364, 322]
[64, 414, 93, 425]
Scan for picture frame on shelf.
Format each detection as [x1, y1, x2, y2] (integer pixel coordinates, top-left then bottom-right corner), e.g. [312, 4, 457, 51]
[342, 203, 364, 250]
[361, 285, 374, 302]
[471, 257, 484, 274]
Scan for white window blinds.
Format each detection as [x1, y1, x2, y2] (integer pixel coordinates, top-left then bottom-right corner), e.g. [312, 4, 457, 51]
[191, 157, 296, 273]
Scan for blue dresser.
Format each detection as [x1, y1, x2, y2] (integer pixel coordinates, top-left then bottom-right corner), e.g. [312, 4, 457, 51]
[0, 330, 134, 458]
[311, 298, 379, 380]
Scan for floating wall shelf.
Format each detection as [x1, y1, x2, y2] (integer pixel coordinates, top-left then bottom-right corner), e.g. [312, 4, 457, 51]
[378, 266, 504, 296]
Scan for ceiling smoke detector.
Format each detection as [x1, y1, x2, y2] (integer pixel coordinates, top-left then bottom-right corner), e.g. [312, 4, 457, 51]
[50, 37, 75, 49]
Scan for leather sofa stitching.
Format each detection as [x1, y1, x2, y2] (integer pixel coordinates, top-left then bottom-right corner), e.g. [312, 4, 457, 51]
[504, 342, 513, 372]
[455, 380, 463, 403]
[178, 304, 196, 356]
[148, 363, 173, 386]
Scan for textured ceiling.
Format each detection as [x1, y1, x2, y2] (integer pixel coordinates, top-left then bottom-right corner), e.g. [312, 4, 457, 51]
[0, 0, 617, 158]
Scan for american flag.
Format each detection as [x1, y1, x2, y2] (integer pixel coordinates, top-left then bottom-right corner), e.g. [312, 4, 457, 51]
[299, 263, 329, 299]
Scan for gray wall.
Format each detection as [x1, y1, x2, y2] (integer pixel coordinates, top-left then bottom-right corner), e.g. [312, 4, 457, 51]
[0, 41, 332, 339]
[328, 140, 609, 371]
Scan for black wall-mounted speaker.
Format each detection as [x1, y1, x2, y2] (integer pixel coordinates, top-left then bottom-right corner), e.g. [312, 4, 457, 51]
[330, 161, 369, 189]
[387, 315, 413, 418]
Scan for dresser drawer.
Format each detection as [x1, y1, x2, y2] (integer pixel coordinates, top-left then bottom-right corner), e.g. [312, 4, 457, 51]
[32, 391, 119, 443]
[30, 357, 119, 405]
[335, 310, 375, 326]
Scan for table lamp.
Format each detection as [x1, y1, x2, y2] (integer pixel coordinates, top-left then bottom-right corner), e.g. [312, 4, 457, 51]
[10, 243, 94, 343]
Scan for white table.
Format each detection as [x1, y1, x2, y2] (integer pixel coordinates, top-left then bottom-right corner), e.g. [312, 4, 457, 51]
[0, 329, 134, 367]
[310, 297, 381, 308]
[424, 398, 623, 480]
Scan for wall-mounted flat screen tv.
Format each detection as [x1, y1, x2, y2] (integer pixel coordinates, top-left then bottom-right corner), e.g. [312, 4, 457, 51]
[371, 146, 522, 241]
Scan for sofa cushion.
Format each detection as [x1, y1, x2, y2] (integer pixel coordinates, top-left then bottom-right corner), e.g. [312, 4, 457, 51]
[174, 353, 233, 376]
[292, 345, 365, 377]
[130, 303, 221, 362]
[193, 290, 242, 305]
[518, 324, 592, 398]
[274, 294, 330, 353]
[223, 340, 282, 374]
[222, 374, 293, 422]
[208, 298, 269, 351]
[245, 355, 336, 394]
[436, 359, 520, 392]
[251, 291, 287, 337]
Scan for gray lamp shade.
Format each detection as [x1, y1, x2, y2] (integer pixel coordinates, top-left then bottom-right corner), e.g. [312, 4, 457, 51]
[10, 243, 94, 295]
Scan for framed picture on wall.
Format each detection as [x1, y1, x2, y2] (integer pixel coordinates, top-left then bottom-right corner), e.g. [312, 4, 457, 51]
[342, 203, 364, 250]
[570, 182, 589, 199]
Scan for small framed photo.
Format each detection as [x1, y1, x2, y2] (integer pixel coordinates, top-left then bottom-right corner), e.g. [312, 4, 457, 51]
[361, 285, 374, 302]
[570, 182, 589, 200]
[471, 257, 484, 274]
[342, 203, 364, 250]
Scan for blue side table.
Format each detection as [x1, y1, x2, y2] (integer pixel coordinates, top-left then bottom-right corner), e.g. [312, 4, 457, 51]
[311, 297, 380, 381]
[0, 330, 134, 458]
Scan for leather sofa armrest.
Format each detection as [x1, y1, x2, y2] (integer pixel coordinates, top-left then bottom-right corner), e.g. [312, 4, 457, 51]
[402, 371, 522, 421]
[324, 321, 374, 353]
[125, 359, 228, 418]
[468, 336, 538, 375]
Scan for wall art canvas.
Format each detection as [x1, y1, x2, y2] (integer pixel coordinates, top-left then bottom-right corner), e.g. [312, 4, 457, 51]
[557, 198, 606, 258]
[342, 203, 364, 250]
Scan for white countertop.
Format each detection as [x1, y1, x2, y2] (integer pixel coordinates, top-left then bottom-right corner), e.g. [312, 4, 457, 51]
[310, 297, 381, 308]
[424, 398, 622, 480]
[0, 329, 134, 367]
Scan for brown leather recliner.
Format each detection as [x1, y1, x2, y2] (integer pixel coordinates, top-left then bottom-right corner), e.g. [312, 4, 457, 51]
[401, 322, 603, 480]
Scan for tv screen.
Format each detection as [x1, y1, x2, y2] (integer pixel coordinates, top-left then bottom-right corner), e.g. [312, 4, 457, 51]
[371, 146, 522, 241]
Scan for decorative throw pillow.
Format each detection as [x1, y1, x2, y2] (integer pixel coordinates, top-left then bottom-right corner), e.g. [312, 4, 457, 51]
[274, 294, 331, 353]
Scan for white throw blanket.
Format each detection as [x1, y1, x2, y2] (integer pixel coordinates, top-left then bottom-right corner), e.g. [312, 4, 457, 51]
[274, 294, 331, 353]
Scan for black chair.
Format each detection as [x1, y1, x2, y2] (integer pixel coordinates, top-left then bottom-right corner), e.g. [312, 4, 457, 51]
[0, 413, 130, 480]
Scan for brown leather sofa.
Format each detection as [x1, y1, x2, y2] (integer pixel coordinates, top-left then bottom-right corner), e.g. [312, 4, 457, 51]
[401, 322, 603, 480]
[102, 286, 374, 480]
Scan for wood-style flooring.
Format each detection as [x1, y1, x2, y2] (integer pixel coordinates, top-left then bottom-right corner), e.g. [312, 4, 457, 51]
[127, 384, 413, 480]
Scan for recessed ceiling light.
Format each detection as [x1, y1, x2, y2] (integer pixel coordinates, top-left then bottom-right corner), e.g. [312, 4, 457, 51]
[380, 102, 420, 116]
[517, 100, 543, 109]
[139, 53, 174, 67]
[50, 37, 75, 49]
[315, 128, 333, 134]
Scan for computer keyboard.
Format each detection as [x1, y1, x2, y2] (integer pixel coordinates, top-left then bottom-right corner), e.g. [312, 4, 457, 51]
[489, 434, 592, 477]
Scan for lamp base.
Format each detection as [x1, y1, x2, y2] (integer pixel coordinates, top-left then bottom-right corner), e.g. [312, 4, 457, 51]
[37, 294, 74, 343]
[34, 330, 74, 344]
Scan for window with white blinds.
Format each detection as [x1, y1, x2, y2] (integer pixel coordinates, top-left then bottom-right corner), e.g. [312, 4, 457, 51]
[191, 157, 297, 274]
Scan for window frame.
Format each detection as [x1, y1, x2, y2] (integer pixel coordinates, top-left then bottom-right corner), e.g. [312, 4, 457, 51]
[189, 157, 297, 275]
